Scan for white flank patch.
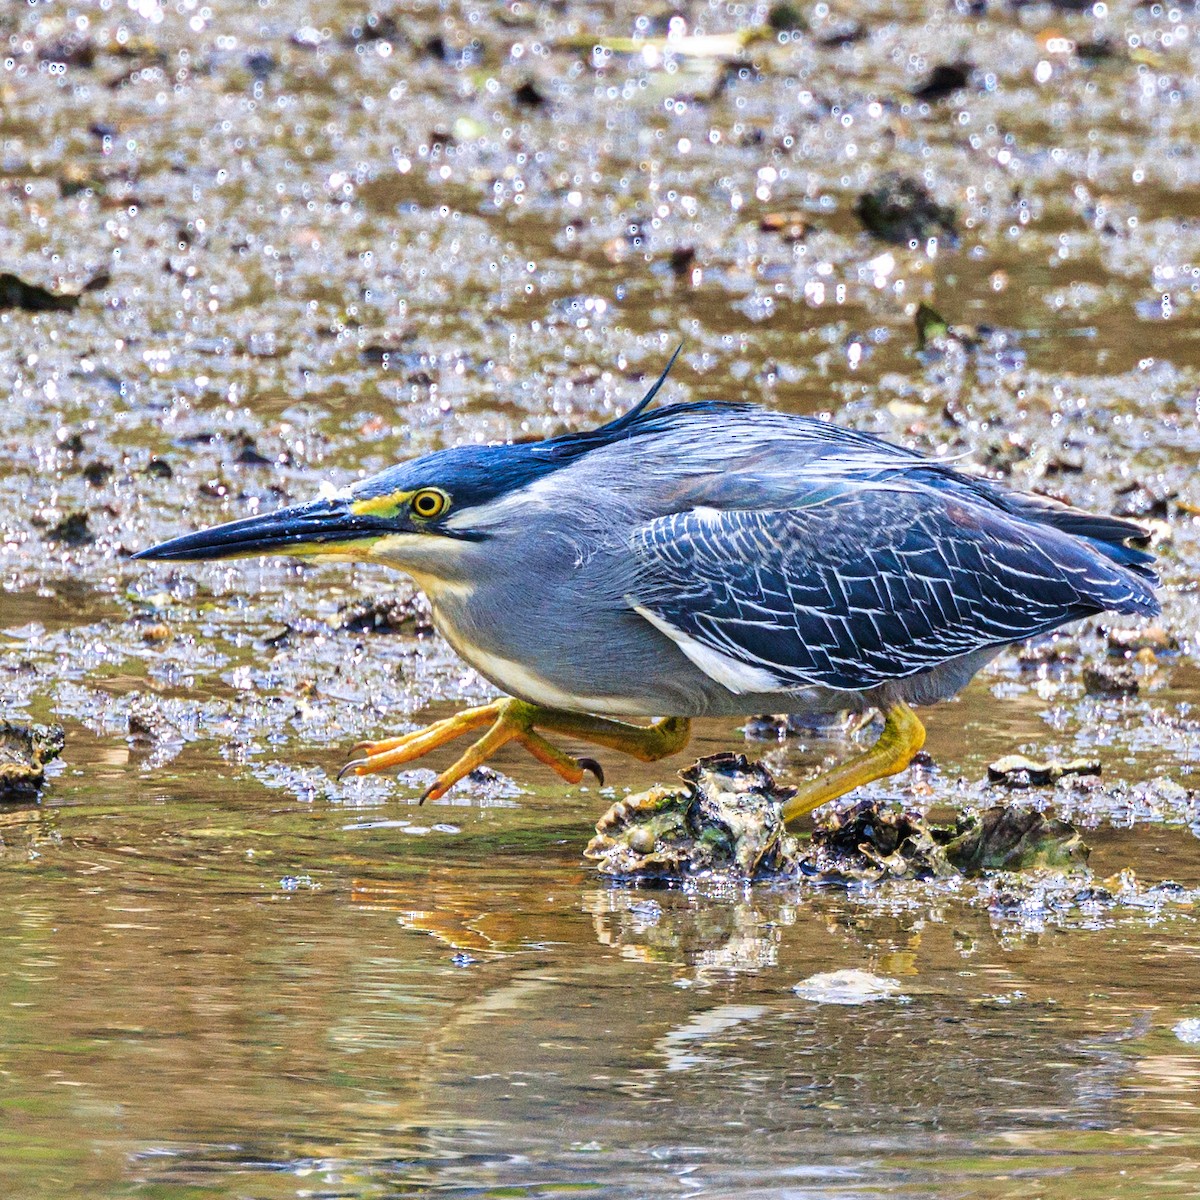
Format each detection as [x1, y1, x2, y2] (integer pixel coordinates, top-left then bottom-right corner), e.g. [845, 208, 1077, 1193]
[631, 603, 782, 695]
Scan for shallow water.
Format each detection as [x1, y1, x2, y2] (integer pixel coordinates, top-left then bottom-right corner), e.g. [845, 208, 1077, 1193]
[2, 1, 1200, 1196]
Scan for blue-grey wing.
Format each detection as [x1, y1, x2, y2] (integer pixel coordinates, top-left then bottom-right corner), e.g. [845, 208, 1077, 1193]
[627, 483, 1158, 693]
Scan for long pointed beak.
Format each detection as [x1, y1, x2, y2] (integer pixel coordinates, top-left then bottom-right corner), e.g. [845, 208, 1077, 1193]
[133, 497, 398, 562]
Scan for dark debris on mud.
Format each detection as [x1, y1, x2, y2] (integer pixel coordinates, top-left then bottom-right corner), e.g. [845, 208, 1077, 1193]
[854, 175, 958, 246]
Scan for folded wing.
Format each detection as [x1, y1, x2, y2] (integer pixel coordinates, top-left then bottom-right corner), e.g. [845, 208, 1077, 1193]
[627, 482, 1159, 694]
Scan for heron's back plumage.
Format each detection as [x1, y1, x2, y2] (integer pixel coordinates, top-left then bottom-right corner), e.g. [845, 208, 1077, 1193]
[543, 402, 1158, 703]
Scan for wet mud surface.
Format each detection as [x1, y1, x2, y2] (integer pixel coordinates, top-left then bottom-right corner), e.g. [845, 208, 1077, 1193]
[2, 1, 1200, 1196]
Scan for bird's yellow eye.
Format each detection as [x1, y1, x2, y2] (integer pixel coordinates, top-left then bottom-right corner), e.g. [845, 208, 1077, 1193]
[411, 488, 449, 519]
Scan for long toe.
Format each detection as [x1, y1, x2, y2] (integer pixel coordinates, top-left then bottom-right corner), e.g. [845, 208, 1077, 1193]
[351, 735, 410, 755]
[342, 703, 504, 779]
[419, 718, 523, 801]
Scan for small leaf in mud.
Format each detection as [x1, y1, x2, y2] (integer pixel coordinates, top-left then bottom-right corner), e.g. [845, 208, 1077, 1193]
[943, 806, 1088, 874]
[1075, 39, 1117, 63]
[0, 273, 81, 313]
[38, 34, 97, 69]
[987, 754, 1101, 787]
[512, 79, 545, 108]
[0, 722, 66, 800]
[668, 245, 697, 277]
[816, 20, 866, 48]
[914, 302, 950, 349]
[767, 3, 807, 32]
[855, 175, 957, 245]
[82, 460, 113, 486]
[232, 435, 273, 466]
[759, 211, 811, 241]
[244, 50, 277, 81]
[46, 511, 94, 546]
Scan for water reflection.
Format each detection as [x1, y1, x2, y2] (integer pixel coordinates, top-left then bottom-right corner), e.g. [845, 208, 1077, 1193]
[4, 761, 1200, 1198]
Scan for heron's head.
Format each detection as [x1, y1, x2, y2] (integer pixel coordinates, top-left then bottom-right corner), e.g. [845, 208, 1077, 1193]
[132, 441, 570, 584]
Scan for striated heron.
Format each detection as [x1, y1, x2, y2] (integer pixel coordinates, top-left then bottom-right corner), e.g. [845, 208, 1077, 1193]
[135, 353, 1158, 821]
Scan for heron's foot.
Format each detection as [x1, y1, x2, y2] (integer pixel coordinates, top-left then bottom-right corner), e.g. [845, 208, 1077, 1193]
[781, 700, 926, 825]
[341, 699, 692, 803]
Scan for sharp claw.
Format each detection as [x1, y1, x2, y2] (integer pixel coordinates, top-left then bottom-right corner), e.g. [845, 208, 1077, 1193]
[578, 756, 605, 786]
[337, 758, 367, 781]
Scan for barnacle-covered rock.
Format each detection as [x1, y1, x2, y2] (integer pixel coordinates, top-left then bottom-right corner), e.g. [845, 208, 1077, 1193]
[0, 721, 66, 800]
[587, 753, 1090, 883]
[943, 805, 1088, 874]
[808, 801, 1088, 879]
[987, 754, 1101, 787]
[585, 753, 801, 879]
[803, 800, 946, 882]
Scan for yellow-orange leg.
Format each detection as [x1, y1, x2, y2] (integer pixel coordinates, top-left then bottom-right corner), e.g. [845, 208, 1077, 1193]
[341, 698, 692, 803]
[781, 701, 926, 825]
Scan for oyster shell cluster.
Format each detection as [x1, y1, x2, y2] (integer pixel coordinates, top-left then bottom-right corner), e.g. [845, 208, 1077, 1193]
[585, 752, 1089, 883]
